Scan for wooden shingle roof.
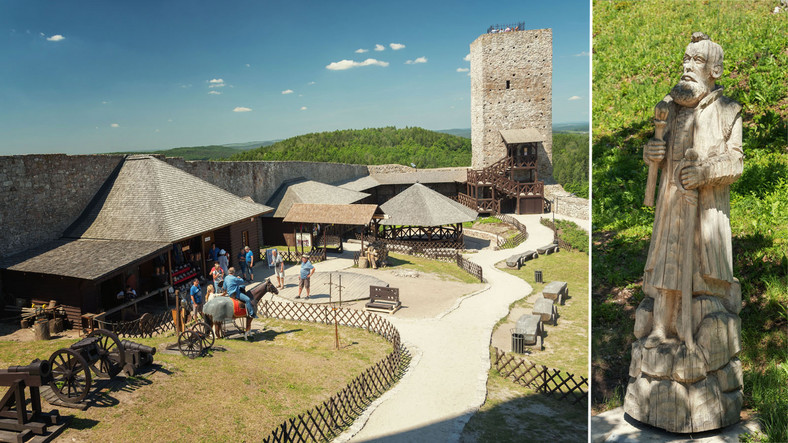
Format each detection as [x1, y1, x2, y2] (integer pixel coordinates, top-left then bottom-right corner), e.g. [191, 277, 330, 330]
[0, 239, 170, 281]
[269, 180, 370, 218]
[379, 183, 477, 227]
[499, 128, 544, 144]
[338, 168, 468, 192]
[64, 155, 273, 243]
[282, 204, 379, 226]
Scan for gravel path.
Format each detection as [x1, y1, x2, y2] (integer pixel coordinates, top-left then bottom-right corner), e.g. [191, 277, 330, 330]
[337, 214, 557, 442]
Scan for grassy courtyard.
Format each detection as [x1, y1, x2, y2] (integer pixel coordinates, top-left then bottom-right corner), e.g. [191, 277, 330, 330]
[0, 319, 391, 442]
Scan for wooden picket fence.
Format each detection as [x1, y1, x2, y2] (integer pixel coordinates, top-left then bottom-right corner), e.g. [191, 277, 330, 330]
[493, 347, 587, 406]
[260, 301, 406, 442]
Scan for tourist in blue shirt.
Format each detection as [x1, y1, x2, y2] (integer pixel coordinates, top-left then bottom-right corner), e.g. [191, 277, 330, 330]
[224, 267, 256, 318]
[296, 255, 315, 300]
[244, 246, 254, 281]
[189, 279, 203, 320]
[208, 243, 219, 263]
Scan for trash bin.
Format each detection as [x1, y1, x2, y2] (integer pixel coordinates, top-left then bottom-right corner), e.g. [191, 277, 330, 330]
[535, 270, 543, 283]
[511, 328, 525, 354]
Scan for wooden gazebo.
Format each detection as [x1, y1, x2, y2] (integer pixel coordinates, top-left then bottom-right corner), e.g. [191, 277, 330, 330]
[376, 183, 478, 250]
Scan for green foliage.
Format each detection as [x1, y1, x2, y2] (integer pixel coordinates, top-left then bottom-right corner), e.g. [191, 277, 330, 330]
[554, 219, 589, 253]
[552, 133, 590, 198]
[225, 126, 472, 168]
[592, 1, 788, 434]
[106, 143, 270, 160]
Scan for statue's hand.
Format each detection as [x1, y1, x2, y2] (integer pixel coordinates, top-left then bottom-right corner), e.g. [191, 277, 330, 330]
[645, 138, 666, 163]
[680, 165, 704, 190]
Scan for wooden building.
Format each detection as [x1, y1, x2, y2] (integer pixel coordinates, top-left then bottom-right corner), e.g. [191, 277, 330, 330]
[0, 155, 272, 328]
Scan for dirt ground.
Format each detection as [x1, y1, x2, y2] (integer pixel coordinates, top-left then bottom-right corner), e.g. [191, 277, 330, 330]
[337, 267, 486, 319]
[0, 320, 81, 342]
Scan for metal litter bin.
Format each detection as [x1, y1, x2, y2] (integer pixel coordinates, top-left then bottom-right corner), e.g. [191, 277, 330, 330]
[535, 270, 543, 283]
[510, 328, 526, 354]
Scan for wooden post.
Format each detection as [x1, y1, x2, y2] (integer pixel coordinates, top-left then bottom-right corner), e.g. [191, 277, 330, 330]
[333, 307, 339, 350]
[34, 319, 50, 341]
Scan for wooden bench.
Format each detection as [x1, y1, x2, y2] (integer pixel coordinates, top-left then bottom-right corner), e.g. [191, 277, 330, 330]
[536, 243, 559, 255]
[511, 314, 544, 351]
[533, 296, 557, 325]
[543, 280, 568, 305]
[365, 286, 401, 314]
[505, 250, 538, 269]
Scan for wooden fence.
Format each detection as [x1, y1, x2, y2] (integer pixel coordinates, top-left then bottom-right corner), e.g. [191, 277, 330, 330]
[456, 254, 484, 282]
[539, 218, 573, 252]
[492, 347, 587, 406]
[494, 213, 528, 249]
[260, 302, 405, 442]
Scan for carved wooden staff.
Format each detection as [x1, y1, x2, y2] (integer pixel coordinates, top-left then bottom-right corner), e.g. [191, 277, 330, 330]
[675, 148, 699, 350]
[643, 107, 669, 207]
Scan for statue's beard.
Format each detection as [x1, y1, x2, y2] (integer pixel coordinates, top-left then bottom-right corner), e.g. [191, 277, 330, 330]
[670, 79, 708, 108]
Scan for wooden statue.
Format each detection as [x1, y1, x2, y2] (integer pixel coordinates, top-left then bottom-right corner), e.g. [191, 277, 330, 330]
[625, 32, 744, 433]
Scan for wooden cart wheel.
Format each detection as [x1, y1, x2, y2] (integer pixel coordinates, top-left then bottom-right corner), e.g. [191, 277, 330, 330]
[178, 330, 203, 359]
[233, 317, 246, 334]
[87, 329, 125, 378]
[192, 321, 215, 350]
[49, 348, 92, 403]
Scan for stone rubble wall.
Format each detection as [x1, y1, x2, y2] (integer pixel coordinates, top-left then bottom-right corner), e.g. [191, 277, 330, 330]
[544, 184, 589, 220]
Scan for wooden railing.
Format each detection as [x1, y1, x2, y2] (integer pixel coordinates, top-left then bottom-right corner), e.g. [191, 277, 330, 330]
[455, 191, 501, 214]
[539, 218, 573, 252]
[260, 302, 406, 442]
[466, 158, 544, 199]
[456, 254, 484, 282]
[493, 347, 587, 406]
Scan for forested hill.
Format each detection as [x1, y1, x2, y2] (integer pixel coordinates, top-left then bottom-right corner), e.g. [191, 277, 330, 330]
[225, 127, 471, 168]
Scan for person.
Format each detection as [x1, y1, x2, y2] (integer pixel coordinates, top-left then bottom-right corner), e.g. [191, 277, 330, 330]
[210, 261, 224, 293]
[205, 284, 216, 303]
[296, 255, 315, 300]
[116, 289, 125, 302]
[208, 243, 219, 263]
[641, 32, 742, 348]
[189, 279, 203, 320]
[244, 246, 254, 281]
[224, 267, 256, 318]
[237, 249, 248, 281]
[218, 249, 229, 276]
[125, 286, 137, 300]
[272, 249, 284, 289]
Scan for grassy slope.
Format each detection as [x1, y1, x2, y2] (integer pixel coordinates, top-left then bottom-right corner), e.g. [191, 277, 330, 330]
[592, 0, 788, 439]
[0, 319, 389, 441]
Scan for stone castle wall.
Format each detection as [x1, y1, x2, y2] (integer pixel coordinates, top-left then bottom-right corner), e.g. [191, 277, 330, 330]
[0, 155, 368, 257]
[470, 28, 553, 180]
[544, 184, 589, 221]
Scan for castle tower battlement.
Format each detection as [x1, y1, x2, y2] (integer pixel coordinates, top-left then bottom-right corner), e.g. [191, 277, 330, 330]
[470, 27, 553, 180]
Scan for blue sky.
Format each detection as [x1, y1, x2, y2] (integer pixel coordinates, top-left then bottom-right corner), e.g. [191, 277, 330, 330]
[0, 0, 589, 155]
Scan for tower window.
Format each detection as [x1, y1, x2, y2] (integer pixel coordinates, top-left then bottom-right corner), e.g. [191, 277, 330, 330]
[506, 80, 510, 89]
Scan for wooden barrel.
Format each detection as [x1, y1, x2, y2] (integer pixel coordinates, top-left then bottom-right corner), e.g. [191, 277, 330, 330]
[49, 317, 64, 334]
[34, 319, 51, 341]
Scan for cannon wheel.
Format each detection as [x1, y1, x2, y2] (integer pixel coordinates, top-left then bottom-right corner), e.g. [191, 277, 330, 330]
[49, 348, 92, 403]
[87, 329, 125, 378]
[192, 321, 215, 350]
[178, 330, 203, 359]
[233, 317, 246, 334]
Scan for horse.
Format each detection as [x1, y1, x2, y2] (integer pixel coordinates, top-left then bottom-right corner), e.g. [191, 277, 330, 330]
[202, 278, 279, 340]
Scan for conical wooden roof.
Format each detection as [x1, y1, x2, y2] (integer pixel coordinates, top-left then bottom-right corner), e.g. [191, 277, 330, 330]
[379, 183, 477, 227]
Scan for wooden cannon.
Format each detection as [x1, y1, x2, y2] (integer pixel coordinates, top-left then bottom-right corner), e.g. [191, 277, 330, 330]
[0, 359, 68, 442]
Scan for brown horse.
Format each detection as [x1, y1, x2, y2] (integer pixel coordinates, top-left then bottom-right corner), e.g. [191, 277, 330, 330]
[202, 278, 279, 340]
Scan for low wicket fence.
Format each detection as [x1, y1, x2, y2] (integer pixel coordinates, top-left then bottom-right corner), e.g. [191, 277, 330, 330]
[492, 347, 587, 406]
[494, 213, 528, 249]
[539, 218, 573, 252]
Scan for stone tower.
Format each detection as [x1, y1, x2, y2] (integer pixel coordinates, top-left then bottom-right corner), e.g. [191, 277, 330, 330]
[470, 27, 553, 180]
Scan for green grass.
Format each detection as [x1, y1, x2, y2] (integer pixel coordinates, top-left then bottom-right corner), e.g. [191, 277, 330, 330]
[592, 0, 788, 437]
[500, 250, 589, 376]
[463, 216, 503, 228]
[460, 364, 587, 442]
[386, 252, 480, 284]
[0, 319, 390, 442]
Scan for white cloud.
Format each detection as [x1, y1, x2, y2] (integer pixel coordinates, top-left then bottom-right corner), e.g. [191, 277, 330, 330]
[568, 96, 582, 101]
[208, 78, 225, 88]
[154, 129, 160, 133]
[464, 53, 471, 61]
[325, 58, 389, 71]
[355, 48, 368, 53]
[281, 89, 294, 94]
[167, 119, 173, 122]
[405, 56, 427, 64]
[456, 67, 469, 72]
[389, 43, 405, 50]
[233, 107, 252, 112]
[300, 106, 307, 111]
[208, 90, 222, 95]
[39, 32, 44, 37]
[110, 123, 119, 128]
[574, 51, 589, 57]
[245, 63, 251, 67]
[374, 44, 385, 51]
[307, 81, 316, 85]
[101, 100, 109, 104]
[46, 34, 65, 42]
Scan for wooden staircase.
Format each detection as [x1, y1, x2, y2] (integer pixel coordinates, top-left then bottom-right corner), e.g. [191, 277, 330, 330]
[458, 155, 545, 215]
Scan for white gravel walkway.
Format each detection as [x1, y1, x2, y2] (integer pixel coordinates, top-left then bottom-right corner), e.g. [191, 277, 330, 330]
[335, 214, 558, 442]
